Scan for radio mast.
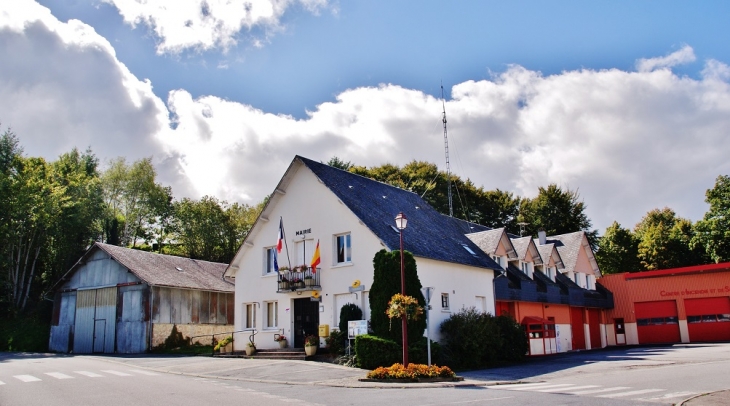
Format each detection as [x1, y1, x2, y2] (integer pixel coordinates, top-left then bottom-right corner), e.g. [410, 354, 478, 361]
[441, 84, 453, 217]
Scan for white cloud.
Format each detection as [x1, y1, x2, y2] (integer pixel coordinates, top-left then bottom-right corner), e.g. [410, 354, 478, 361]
[103, 0, 327, 54]
[3, 1, 730, 234]
[636, 44, 696, 72]
[0, 0, 195, 196]
[161, 62, 730, 232]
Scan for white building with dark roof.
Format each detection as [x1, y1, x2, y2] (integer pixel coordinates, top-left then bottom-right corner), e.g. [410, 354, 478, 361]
[224, 156, 502, 350]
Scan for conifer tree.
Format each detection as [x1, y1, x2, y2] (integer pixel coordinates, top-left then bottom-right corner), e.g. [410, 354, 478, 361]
[369, 249, 426, 345]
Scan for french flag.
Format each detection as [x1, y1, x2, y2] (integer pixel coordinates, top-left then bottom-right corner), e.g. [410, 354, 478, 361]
[276, 218, 284, 254]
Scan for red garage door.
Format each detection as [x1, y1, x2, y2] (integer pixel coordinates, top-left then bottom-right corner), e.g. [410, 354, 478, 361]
[685, 297, 730, 342]
[570, 307, 586, 350]
[587, 309, 601, 349]
[635, 301, 680, 344]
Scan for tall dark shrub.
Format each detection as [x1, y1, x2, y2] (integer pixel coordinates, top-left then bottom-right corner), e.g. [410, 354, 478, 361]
[338, 303, 363, 333]
[369, 249, 426, 345]
[439, 307, 502, 369]
[495, 314, 528, 362]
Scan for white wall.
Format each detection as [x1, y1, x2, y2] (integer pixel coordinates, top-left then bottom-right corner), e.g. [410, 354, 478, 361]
[230, 163, 497, 350]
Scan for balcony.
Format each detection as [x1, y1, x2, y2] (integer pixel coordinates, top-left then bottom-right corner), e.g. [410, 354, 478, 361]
[276, 267, 321, 293]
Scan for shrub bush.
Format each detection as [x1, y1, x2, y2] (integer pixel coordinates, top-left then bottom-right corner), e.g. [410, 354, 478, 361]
[408, 337, 442, 365]
[495, 314, 528, 362]
[354, 334, 401, 370]
[439, 307, 529, 369]
[338, 303, 363, 333]
[325, 329, 347, 357]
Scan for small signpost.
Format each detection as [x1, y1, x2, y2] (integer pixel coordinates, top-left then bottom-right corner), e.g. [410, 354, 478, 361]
[347, 320, 367, 355]
[421, 287, 434, 366]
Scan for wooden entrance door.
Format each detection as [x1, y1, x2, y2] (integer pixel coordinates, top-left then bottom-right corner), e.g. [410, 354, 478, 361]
[293, 298, 320, 348]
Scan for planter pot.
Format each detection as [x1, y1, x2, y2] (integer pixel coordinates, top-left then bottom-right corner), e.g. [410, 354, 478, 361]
[278, 340, 288, 349]
[294, 281, 305, 289]
[305, 345, 317, 357]
[220, 342, 233, 353]
[245, 346, 256, 356]
[304, 278, 315, 287]
[278, 282, 290, 290]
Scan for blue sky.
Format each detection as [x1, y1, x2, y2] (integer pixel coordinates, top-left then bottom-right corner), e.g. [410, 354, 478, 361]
[2, 1, 730, 232]
[37, 1, 730, 116]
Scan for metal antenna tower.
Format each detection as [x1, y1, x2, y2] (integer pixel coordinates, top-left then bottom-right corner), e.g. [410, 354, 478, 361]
[441, 84, 453, 217]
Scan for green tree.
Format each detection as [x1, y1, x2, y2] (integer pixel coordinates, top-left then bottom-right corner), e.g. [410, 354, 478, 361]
[369, 249, 426, 346]
[693, 175, 730, 263]
[350, 160, 521, 230]
[100, 157, 171, 248]
[519, 184, 598, 245]
[326, 156, 353, 171]
[596, 221, 640, 274]
[44, 149, 105, 286]
[172, 196, 262, 262]
[634, 208, 706, 270]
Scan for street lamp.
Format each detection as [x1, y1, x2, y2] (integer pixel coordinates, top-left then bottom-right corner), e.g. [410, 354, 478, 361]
[395, 212, 408, 366]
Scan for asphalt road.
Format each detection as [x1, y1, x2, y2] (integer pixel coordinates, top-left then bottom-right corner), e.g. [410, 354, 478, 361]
[2, 344, 729, 405]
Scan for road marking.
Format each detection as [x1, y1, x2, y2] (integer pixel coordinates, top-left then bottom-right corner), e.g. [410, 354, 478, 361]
[45, 372, 74, 379]
[128, 369, 158, 376]
[101, 370, 132, 376]
[0, 380, 5, 385]
[538, 385, 599, 393]
[74, 371, 103, 378]
[14, 375, 41, 382]
[640, 391, 697, 400]
[569, 386, 631, 395]
[504, 383, 576, 391]
[597, 388, 665, 398]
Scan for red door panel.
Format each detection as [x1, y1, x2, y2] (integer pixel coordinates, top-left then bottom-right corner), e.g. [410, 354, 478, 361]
[635, 300, 680, 344]
[685, 297, 730, 342]
[587, 309, 601, 349]
[570, 307, 585, 350]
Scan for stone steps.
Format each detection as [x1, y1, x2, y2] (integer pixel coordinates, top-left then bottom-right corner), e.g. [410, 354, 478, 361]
[216, 348, 307, 360]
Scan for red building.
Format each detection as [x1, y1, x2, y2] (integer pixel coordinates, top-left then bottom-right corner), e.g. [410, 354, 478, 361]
[598, 262, 730, 346]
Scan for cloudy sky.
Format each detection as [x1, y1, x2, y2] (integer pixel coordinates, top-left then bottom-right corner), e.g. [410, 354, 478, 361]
[2, 1, 730, 233]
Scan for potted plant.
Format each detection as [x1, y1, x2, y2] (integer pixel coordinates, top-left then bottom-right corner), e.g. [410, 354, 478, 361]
[304, 334, 318, 356]
[291, 277, 304, 289]
[304, 274, 314, 287]
[274, 334, 288, 348]
[278, 276, 289, 290]
[214, 335, 233, 353]
[245, 341, 256, 356]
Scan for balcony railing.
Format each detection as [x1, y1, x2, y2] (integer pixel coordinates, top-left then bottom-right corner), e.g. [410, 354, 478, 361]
[276, 267, 321, 293]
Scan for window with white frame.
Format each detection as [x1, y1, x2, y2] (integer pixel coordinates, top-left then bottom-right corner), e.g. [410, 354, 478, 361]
[244, 303, 256, 329]
[264, 247, 277, 274]
[521, 261, 533, 277]
[441, 293, 450, 311]
[264, 301, 278, 329]
[335, 233, 352, 264]
[546, 266, 555, 281]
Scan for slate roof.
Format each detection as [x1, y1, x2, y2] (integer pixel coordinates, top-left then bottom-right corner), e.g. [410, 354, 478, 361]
[298, 156, 501, 271]
[56, 243, 233, 292]
[535, 242, 565, 269]
[545, 231, 587, 274]
[510, 236, 532, 261]
[466, 228, 504, 255]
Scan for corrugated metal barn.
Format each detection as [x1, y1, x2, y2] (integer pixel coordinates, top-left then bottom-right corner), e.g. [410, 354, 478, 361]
[49, 243, 234, 354]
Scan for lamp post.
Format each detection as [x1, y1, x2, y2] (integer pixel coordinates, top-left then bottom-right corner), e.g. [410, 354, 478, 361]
[395, 212, 408, 366]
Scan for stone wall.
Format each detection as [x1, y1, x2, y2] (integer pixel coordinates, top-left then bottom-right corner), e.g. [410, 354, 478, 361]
[151, 323, 234, 347]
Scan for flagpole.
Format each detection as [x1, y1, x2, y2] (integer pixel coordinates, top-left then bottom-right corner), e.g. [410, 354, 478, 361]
[281, 217, 292, 269]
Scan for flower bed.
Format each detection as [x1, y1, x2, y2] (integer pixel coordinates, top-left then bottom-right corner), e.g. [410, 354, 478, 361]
[366, 363, 455, 380]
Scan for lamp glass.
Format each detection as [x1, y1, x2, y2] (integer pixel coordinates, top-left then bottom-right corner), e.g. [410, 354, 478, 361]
[395, 212, 408, 230]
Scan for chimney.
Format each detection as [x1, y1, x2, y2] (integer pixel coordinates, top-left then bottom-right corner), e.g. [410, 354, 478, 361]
[538, 229, 547, 245]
